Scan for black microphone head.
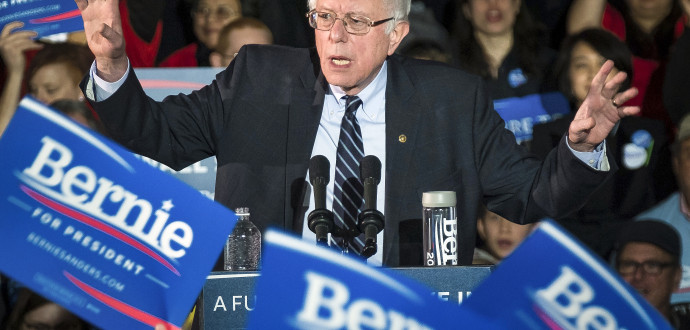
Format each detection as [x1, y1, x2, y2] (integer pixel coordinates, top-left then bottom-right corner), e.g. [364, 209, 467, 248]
[309, 155, 330, 184]
[360, 155, 382, 184]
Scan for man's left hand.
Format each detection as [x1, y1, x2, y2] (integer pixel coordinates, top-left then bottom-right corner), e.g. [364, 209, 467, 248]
[568, 60, 639, 152]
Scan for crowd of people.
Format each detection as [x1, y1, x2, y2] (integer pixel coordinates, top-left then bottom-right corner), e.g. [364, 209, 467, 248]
[1, 0, 690, 328]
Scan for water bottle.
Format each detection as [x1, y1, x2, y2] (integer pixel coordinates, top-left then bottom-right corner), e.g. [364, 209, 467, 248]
[422, 191, 458, 266]
[224, 207, 261, 271]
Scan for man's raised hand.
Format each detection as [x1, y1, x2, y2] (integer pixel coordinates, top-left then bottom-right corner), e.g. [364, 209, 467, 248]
[568, 60, 639, 152]
[74, 0, 128, 82]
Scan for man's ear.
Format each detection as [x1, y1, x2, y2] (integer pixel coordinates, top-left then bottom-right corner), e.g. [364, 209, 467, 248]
[387, 20, 410, 55]
[209, 52, 222, 68]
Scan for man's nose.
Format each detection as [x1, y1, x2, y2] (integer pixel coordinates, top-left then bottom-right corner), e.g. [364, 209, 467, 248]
[330, 18, 348, 42]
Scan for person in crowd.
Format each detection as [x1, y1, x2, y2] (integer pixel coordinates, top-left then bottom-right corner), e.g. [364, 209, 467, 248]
[239, 0, 315, 48]
[532, 28, 673, 260]
[398, 39, 450, 63]
[473, 204, 535, 264]
[567, 0, 690, 135]
[75, 0, 639, 269]
[25, 43, 93, 106]
[396, 1, 450, 63]
[449, 0, 565, 147]
[0, 22, 43, 138]
[209, 17, 273, 68]
[449, 0, 555, 99]
[159, 0, 242, 67]
[663, 23, 690, 126]
[119, 0, 197, 67]
[636, 113, 690, 305]
[0, 27, 94, 137]
[2, 288, 90, 330]
[50, 99, 105, 134]
[613, 220, 690, 328]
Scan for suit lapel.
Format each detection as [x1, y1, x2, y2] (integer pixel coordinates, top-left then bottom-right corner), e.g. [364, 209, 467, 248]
[382, 56, 423, 266]
[285, 51, 327, 232]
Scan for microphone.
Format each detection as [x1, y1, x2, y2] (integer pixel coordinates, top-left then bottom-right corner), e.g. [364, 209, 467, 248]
[357, 155, 384, 258]
[307, 155, 334, 246]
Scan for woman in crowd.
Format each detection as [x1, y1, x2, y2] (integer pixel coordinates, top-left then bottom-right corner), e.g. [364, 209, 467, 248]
[0, 24, 94, 136]
[450, 0, 556, 99]
[159, 0, 242, 67]
[567, 0, 690, 133]
[532, 28, 673, 259]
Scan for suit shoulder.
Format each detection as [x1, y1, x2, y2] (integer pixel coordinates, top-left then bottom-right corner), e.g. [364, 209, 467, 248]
[389, 54, 481, 85]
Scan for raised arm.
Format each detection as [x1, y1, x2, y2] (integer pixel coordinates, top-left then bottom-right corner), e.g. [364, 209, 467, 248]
[568, 60, 639, 152]
[566, 0, 606, 34]
[0, 22, 42, 137]
[74, 0, 127, 82]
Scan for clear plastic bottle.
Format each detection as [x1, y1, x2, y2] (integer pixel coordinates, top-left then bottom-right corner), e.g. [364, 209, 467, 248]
[224, 207, 261, 271]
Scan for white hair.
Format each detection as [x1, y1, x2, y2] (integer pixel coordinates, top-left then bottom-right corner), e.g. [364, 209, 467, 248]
[307, 0, 410, 34]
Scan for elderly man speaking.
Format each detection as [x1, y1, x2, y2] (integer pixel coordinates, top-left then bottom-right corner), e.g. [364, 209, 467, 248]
[74, 0, 639, 267]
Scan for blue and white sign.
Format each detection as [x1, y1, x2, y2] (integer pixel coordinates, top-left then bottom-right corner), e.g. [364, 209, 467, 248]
[493, 92, 570, 144]
[463, 220, 672, 329]
[248, 229, 499, 329]
[0, 97, 237, 330]
[0, 0, 83, 38]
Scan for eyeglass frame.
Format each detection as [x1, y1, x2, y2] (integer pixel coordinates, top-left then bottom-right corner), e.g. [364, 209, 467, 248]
[617, 260, 677, 276]
[192, 6, 238, 21]
[306, 9, 395, 36]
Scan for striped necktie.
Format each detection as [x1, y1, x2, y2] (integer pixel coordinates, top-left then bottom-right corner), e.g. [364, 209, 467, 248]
[332, 95, 365, 254]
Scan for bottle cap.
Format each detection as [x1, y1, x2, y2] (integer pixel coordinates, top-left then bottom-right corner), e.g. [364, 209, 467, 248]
[422, 191, 456, 207]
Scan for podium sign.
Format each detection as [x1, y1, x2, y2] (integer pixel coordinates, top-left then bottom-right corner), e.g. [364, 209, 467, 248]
[200, 266, 492, 329]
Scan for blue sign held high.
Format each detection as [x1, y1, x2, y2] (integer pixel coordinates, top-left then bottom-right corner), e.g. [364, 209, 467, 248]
[0, 97, 236, 330]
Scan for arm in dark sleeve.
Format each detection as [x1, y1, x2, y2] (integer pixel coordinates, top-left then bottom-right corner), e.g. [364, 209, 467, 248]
[471, 79, 616, 224]
[80, 58, 233, 171]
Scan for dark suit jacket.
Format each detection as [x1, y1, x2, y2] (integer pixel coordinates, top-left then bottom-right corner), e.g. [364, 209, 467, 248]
[532, 114, 674, 258]
[84, 44, 615, 267]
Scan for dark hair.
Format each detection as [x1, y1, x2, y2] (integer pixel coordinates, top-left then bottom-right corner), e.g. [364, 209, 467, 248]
[553, 28, 633, 107]
[450, 0, 547, 79]
[610, 0, 683, 60]
[3, 288, 89, 330]
[26, 42, 94, 87]
[50, 99, 105, 134]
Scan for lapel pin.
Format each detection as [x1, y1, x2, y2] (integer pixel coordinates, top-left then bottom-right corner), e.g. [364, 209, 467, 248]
[398, 134, 407, 143]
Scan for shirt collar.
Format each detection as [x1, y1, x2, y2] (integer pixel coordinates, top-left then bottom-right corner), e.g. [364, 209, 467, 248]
[328, 60, 387, 120]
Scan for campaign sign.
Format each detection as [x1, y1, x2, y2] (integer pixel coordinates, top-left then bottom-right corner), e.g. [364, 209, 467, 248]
[0, 0, 83, 39]
[0, 97, 237, 330]
[463, 220, 671, 329]
[247, 230, 500, 329]
[493, 92, 570, 144]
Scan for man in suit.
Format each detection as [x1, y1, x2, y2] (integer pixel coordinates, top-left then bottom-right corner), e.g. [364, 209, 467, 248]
[74, 0, 639, 267]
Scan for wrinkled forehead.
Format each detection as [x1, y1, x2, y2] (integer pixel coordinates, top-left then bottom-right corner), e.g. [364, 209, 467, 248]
[311, 0, 389, 15]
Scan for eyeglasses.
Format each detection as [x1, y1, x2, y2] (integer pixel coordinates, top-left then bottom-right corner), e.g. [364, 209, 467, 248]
[193, 6, 238, 21]
[617, 260, 676, 275]
[306, 10, 394, 35]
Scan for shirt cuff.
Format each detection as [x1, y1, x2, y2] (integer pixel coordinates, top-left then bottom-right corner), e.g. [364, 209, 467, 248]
[87, 60, 130, 102]
[566, 138, 609, 171]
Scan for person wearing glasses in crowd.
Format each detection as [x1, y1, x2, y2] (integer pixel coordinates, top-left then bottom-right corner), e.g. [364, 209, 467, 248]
[636, 114, 690, 306]
[74, 0, 638, 271]
[159, 0, 242, 67]
[613, 220, 690, 328]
